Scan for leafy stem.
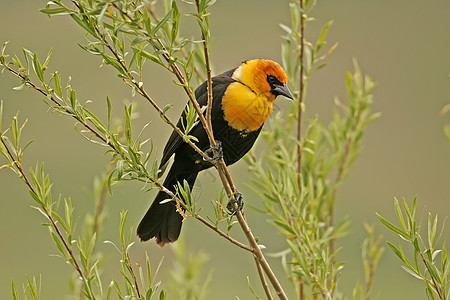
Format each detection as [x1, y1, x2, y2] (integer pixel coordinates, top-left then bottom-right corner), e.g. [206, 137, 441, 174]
[0, 133, 96, 300]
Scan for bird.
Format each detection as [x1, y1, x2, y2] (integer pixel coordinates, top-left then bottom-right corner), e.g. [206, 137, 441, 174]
[137, 59, 294, 246]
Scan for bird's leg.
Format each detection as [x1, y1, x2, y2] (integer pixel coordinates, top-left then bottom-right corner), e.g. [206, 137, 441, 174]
[203, 140, 223, 162]
[226, 190, 244, 215]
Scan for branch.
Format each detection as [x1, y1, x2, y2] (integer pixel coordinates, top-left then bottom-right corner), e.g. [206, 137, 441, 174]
[193, 2, 287, 298]
[194, 214, 253, 252]
[0, 136, 96, 300]
[419, 250, 444, 299]
[1, 58, 257, 261]
[5, 1, 289, 297]
[254, 255, 274, 300]
[296, 0, 305, 191]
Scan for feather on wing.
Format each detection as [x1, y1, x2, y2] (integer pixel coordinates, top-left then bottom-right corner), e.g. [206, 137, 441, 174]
[158, 67, 237, 176]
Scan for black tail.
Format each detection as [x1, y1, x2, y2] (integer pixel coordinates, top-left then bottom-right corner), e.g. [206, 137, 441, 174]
[137, 161, 198, 246]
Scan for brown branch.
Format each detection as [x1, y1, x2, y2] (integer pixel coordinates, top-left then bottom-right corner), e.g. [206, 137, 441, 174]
[192, 2, 287, 297]
[296, 0, 305, 191]
[107, 2, 214, 163]
[2, 59, 254, 261]
[254, 255, 274, 300]
[92, 162, 115, 235]
[419, 250, 444, 299]
[144, 3, 205, 81]
[8, 2, 288, 297]
[125, 253, 141, 299]
[194, 1, 214, 136]
[195, 214, 253, 252]
[297, 1, 306, 298]
[0, 136, 96, 300]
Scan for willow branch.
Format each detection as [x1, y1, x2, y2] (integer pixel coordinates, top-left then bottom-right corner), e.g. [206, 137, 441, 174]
[193, 1, 287, 298]
[109, 2, 216, 162]
[2, 58, 258, 261]
[254, 254, 274, 300]
[419, 250, 444, 299]
[0, 136, 96, 300]
[297, 0, 305, 191]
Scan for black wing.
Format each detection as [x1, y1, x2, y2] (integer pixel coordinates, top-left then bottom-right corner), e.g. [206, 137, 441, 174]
[158, 67, 238, 175]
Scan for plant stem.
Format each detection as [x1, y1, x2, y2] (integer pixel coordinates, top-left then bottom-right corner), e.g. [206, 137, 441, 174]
[192, 1, 287, 297]
[297, 0, 305, 192]
[254, 255, 274, 300]
[126, 253, 141, 299]
[419, 250, 444, 299]
[0, 136, 96, 300]
[297, 1, 306, 298]
[194, 214, 253, 252]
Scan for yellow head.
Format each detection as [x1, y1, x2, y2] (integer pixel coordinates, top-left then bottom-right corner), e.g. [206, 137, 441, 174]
[232, 59, 293, 102]
[221, 59, 293, 132]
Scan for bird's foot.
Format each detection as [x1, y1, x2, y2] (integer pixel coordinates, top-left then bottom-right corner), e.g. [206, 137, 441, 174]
[203, 140, 223, 162]
[227, 190, 244, 215]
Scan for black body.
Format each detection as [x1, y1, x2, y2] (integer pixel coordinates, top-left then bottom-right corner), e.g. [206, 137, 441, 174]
[137, 68, 263, 245]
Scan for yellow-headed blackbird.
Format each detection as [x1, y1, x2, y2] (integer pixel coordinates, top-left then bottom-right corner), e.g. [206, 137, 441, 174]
[137, 59, 293, 246]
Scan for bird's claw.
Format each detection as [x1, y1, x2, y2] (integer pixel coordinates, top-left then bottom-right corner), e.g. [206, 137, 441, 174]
[226, 191, 244, 215]
[203, 140, 223, 162]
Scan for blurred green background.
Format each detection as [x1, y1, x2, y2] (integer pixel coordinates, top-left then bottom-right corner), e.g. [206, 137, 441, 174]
[1, 0, 450, 299]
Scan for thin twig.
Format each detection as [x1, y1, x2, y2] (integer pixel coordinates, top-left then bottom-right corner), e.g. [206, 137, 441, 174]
[8, 2, 288, 298]
[254, 255, 274, 300]
[144, 3, 205, 81]
[0, 136, 96, 300]
[296, 0, 305, 191]
[126, 253, 141, 299]
[108, 2, 214, 163]
[92, 162, 114, 235]
[193, 1, 287, 298]
[194, 2, 214, 136]
[195, 215, 253, 252]
[1, 59, 253, 261]
[419, 250, 444, 299]
[297, 1, 306, 298]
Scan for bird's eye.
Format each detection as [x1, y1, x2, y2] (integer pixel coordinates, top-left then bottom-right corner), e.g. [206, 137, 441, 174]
[267, 75, 278, 88]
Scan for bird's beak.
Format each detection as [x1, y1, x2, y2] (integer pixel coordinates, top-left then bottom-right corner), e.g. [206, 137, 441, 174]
[273, 83, 294, 100]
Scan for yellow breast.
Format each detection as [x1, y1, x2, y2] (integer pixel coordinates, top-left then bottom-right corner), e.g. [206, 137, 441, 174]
[221, 82, 275, 132]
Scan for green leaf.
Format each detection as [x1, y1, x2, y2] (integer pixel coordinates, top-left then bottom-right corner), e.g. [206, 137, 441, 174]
[377, 213, 410, 239]
[394, 197, 407, 232]
[29, 190, 44, 206]
[401, 265, 423, 280]
[386, 241, 404, 261]
[119, 210, 128, 247]
[138, 49, 161, 64]
[69, 89, 77, 109]
[272, 219, 295, 235]
[53, 72, 63, 97]
[50, 231, 68, 259]
[99, 53, 127, 76]
[428, 213, 438, 248]
[170, 1, 180, 44]
[106, 96, 111, 130]
[152, 6, 173, 36]
[70, 14, 97, 37]
[159, 290, 167, 300]
[162, 103, 174, 115]
[40, 7, 70, 16]
[11, 279, 19, 300]
[43, 47, 53, 69]
[124, 104, 134, 147]
[117, 160, 124, 180]
[32, 53, 44, 83]
[52, 211, 69, 234]
[12, 83, 26, 91]
[142, 6, 152, 34]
